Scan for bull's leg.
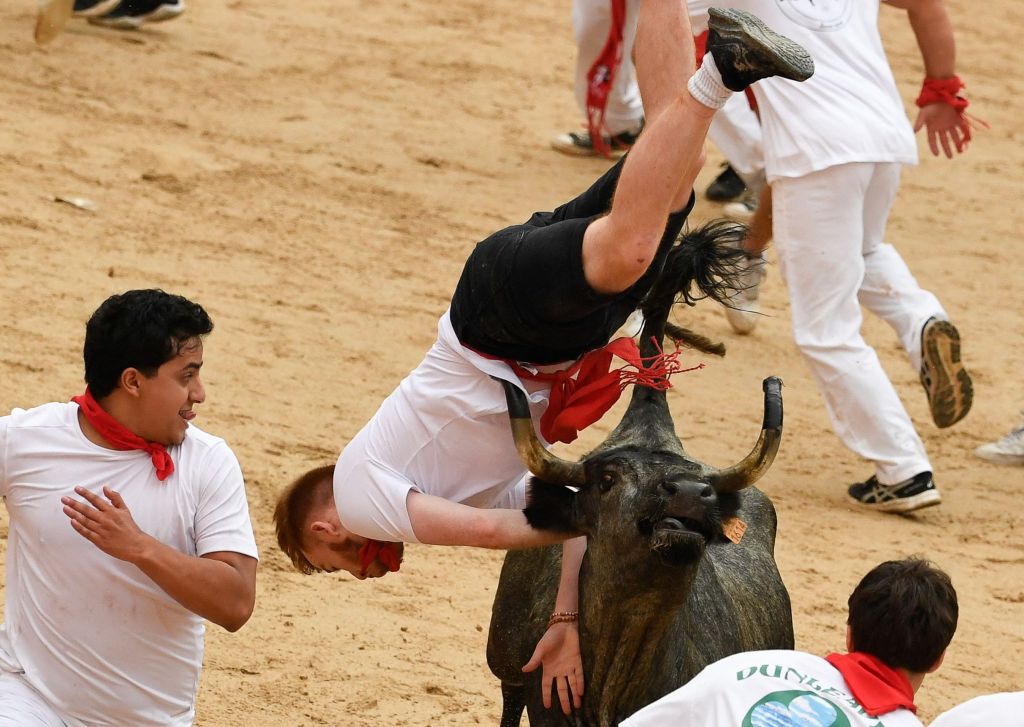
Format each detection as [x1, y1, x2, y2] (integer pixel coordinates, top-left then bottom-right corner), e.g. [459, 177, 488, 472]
[499, 682, 526, 727]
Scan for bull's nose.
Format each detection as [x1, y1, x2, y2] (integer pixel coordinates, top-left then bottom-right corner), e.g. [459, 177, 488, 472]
[660, 480, 715, 500]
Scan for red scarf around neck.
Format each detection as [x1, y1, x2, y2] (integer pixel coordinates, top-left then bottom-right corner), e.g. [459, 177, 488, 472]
[358, 540, 402, 578]
[72, 388, 175, 481]
[825, 651, 917, 717]
[505, 336, 701, 445]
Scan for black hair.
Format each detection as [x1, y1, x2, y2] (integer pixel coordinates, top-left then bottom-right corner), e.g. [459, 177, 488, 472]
[848, 558, 958, 673]
[83, 289, 214, 398]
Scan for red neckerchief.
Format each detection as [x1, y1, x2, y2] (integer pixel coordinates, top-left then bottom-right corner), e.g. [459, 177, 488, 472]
[825, 651, 917, 717]
[72, 388, 175, 481]
[492, 336, 701, 445]
[585, 0, 627, 158]
[358, 540, 401, 578]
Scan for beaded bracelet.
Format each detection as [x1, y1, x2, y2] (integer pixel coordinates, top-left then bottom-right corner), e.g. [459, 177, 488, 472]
[547, 610, 579, 628]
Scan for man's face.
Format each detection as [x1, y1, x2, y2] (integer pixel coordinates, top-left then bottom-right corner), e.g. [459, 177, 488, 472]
[302, 524, 394, 580]
[135, 337, 206, 446]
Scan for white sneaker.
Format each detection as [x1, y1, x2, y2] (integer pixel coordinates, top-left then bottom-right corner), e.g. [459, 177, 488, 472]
[723, 191, 758, 222]
[723, 252, 766, 335]
[975, 423, 1024, 465]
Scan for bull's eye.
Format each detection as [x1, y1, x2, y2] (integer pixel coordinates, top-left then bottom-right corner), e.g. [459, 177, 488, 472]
[599, 471, 615, 492]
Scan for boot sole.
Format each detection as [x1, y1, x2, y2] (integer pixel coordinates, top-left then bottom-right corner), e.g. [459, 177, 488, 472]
[707, 8, 815, 89]
[920, 320, 973, 428]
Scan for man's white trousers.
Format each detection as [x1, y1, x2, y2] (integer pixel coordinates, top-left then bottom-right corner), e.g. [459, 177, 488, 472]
[773, 161, 945, 484]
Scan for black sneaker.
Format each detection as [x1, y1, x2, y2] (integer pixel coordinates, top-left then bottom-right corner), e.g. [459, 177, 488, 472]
[705, 163, 746, 202]
[73, 0, 124, 17]
[89, 0, 184, 28]
[847, 472, 941, 513]
[706, 8, 815, 92]
[920, 318, 972, 429]
[550, 123, 643, 159]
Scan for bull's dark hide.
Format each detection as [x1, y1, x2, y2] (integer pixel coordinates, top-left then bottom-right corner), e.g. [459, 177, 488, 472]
[486, 223, 794, 726]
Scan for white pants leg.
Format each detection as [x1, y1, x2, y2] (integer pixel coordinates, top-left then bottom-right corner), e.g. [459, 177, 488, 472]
[571, 0, 644, 136]
[708, 93, 766, 192]
[0, 671, 66, 726]
[773, 162, 932, 484]
[856, 163, 948, 372]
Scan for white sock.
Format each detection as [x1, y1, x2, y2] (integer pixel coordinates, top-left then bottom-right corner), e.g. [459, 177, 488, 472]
[687, 53, 732, 110]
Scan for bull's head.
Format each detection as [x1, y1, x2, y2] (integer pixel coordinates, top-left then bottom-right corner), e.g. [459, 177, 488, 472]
[499, 375, 782, 569]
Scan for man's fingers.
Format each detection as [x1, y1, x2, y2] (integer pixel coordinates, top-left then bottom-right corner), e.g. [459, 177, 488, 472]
[103, 487, 125, 508]
[69, 516, 97, 541]
[939, 131, 953, 159]
[541, 676, 553, 709]
[556, 676, 573, 715]
[73, 486, 110, 510]
[61, 497, 101, 522]
[574, 670, 585, 705]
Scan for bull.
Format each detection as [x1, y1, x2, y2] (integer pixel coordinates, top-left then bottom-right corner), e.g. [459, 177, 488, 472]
[486, 224, 794, 726]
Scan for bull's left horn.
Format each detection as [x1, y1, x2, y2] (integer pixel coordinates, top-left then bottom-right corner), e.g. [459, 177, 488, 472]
[709, 377, 783, 493]
[495, 377, 585, 487]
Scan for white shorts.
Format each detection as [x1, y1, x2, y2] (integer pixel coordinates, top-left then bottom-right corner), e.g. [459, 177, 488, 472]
[0, 670, 66, 727]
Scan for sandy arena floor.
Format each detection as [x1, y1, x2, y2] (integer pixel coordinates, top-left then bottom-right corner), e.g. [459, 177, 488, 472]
[1, 1, 1022, 724]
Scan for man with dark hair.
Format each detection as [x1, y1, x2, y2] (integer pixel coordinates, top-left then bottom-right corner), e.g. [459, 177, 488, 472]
[621, 557, 958, 726]
[0, 289, 258, 726]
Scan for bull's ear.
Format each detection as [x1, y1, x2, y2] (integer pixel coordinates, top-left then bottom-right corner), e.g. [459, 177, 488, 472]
[523, 477, 581, 534]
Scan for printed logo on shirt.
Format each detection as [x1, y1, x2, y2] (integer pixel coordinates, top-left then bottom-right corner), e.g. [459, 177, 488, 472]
[743, 691, 855, 727]
[773, 0, 853, 31]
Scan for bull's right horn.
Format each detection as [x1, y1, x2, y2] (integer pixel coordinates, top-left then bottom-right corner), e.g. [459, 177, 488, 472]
[495, 377, 585, 487]
[708, 377, 783, 494]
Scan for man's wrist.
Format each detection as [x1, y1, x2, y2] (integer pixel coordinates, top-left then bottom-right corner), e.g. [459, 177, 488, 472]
[547, 610, 579, 628]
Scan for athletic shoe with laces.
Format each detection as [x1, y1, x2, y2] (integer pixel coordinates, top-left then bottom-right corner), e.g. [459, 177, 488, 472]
[89, 0, 184, 28]
[919, 318, 972, 428]
[705, 163, 746, 202]
[723, 250, 766, 335]
[706, 8, 815, 92]
[723, 190, 759, 221]
[847, 471, 941, 513]
[974, 422, 1024, 466]
[551, 124, 643, 158]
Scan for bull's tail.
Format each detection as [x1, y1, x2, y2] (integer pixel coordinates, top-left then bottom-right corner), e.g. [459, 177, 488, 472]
[639, 220, 749, 358]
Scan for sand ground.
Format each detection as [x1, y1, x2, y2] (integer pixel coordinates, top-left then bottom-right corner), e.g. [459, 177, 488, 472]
[1, 0, 1022, 724]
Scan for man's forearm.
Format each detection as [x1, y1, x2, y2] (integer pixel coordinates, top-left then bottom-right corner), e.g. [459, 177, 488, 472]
[553, 536, 587, 612]
[898, 0, 957, 77]
[131, 537, 257, 631]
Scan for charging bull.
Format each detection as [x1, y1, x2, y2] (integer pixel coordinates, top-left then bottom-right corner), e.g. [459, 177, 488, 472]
[486, 225, 794, 726]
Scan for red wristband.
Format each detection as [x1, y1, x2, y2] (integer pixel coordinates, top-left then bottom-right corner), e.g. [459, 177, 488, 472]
[915, 76, 969, 113]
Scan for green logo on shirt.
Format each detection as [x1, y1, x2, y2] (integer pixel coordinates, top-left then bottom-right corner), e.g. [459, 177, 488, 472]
[743, 690, 854, 727]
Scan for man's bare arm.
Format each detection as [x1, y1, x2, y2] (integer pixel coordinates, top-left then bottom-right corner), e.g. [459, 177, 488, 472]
[62, 485, 257, 632]
[406, 490, 574, 549]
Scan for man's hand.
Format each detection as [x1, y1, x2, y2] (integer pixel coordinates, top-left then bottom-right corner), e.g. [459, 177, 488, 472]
[62, 486, 150, 562]
[522, 621, 584, 715]
[914, 102, 970, 158]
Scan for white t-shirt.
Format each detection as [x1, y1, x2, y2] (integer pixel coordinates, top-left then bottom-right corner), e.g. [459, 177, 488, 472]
[0, 402, 259, 727]
[688, 0, 918, 181]
[930, 692, 1024, 727]
[334, 309, 552, 543]
[621, 650, 923, 727]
